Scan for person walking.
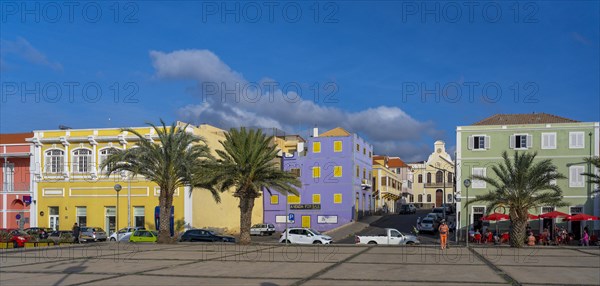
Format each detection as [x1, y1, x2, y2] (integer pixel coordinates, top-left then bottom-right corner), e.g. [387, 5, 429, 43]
[581, 229, 590, 246]
[438, 219, 449, 250]
[72, 223, 81, 244]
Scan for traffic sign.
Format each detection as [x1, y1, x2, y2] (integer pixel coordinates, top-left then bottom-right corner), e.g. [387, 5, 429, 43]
[16, 214, 21, 220]
[288, 213, 295, 221]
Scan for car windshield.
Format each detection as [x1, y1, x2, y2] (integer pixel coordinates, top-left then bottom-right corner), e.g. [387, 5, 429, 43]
[308, 229, 321, 235]
[251, 224, 261, 228]
[422, 219, 433, 224]
[151, 231, 158, 236]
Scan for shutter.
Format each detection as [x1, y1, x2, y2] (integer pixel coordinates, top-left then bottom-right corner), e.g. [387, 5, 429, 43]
[542, 134, 547, 148]
[569, 167, 576, 186]
[578, 133, 584, 148]
[467, 136, 473, 150]
[509, 135, 515, 149]
[484, 136, 490, 149]
[569, 133, 576, 148]
[526, 134, 532, 148]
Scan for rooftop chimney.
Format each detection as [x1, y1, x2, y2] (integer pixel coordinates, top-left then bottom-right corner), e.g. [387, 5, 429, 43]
[313, 127, 318, 137]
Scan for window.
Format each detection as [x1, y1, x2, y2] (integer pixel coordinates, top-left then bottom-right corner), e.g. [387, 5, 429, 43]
[569, 132, 584, 149]
[312, 166, 321, 178]
[418, 194, 423, 202]
[469, 135, 490, 150]
[472, 168, 487, 188]
[333, 193, 342, 204]
[570, 206, 583, 214]
[447, 172, 453, 183]
[363, 168, 366, 180]
[134, 206, 145, 228]
[312, 142, 321, 153]
[369, 151, 372, 158]
[427, 194, 431, 202]
[288, 195, 300, 204]
[356, 144, 360, 151]
[447, 194, 453, 203]
[333, 166, 342, 177]
[72, 149, 92, 173]
[76, 206, 87, 227]
[333, 141, 343, 152]
[2, 163, 14, 192]
[409, 195, 414, 203]
[356, 166, 360, 177]
[290, 168, 301, 177]
[569, 166, 585, 187]
[418, 174, 422, 183]
[312, 194, 321, 204]
[426, 173, 431, 183]
[436, 171, 443, 183]
[510, 134, 531, 149]
[363, 148, 366, 155]
[99, 148, 118, 172]
[270, 195, 279, 204]
[541, 133, 557, 149]
[45, 149, 64, 173]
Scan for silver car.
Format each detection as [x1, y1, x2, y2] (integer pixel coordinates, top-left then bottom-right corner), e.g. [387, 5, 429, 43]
[419, 218, 439, 234]
[80, 227, 108, 242]
[250, 224, 275, 236]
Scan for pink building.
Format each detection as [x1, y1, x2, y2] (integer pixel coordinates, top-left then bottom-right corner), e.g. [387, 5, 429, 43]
[1, 133, 34, 229]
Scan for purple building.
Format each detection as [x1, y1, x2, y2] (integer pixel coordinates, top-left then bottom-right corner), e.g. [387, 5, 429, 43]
[263, 127, 373, 232]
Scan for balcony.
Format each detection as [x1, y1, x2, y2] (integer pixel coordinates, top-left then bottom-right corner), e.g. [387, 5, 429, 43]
[424, 182, 451, 188]
[2, 182, 31, 193]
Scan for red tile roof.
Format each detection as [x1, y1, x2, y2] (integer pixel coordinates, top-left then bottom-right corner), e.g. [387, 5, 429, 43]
[388, 157, 408, 168]
[0, 133, 33, 144]
[473, 113, 579, 126]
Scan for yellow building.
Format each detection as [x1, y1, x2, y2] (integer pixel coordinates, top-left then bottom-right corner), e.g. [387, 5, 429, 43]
[29, 126, 186, 235]
[408, 140, 455, 209]
[372, 156, 402, 213]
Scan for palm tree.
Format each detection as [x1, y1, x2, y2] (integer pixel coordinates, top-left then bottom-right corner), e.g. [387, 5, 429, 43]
[468, 151, 566, 247]
[581, 156, 600, 193]
[206, 127, 302, 245]
[100, 120, 218, 243]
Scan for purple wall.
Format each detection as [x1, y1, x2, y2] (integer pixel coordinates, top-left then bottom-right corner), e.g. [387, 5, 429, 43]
[263, 132, 373, 232]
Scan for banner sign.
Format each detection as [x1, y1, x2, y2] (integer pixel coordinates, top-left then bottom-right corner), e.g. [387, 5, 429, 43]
[290, 204, 321, 210]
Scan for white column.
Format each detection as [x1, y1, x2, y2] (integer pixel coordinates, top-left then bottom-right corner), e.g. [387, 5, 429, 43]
[184, 186, 193, 228]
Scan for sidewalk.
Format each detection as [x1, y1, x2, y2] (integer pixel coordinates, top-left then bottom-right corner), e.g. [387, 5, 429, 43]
[324, 215, 382, 242]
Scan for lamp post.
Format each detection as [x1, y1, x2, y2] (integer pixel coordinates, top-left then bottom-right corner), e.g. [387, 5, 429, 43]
[464, 179, 471, 247]
[114, 184, 122, 242]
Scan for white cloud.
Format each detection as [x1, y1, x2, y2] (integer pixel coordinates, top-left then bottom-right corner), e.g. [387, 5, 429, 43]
[0, 37, 63, 71]
[150, 49, 443, 160]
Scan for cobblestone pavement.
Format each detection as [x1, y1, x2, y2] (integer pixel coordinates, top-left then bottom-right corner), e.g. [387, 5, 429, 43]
[1, 243, 598, 286]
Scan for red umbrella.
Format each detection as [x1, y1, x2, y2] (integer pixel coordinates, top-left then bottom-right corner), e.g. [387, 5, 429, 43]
[481, 213, 510, 221]
[528, 214, 539, 220]
[565, 214, 599, 221]
[539, 211, 570, 219]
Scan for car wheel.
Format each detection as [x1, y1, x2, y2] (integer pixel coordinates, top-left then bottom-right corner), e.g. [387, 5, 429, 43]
[260, 232, 265, 236]
[110, 238, 116, 241]
[313, 240, 322, 244]
[406, 241, 415, 245]
[368, 241, 377, 245]
[282, 240, 291, 244]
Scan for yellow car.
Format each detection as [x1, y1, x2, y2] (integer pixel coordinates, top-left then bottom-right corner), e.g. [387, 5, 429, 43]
[129, 230, 158, 243]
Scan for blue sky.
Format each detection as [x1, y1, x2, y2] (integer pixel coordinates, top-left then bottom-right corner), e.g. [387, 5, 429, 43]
[1, 1, 599, 161]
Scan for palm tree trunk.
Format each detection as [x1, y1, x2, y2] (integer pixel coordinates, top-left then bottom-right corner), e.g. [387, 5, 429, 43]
[157, 189, 174, 244]
[239, 195, 255, 245]
[510, 217, 527, 248]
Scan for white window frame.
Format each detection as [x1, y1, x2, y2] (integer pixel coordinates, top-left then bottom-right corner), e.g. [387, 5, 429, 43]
[510, 134, 532, 150]
[72, 148, 93, 174]
[468, 135, 490, 150]
[98, 147, 119, 173]
[569, 165, 585, 187]
[3, 163, 14, 192]
[44, 149, 65, 173]
[133, 206, 145, 228]
[569, 132, 585, 149]
[471, 206, 486, 226]
[541, 132, 557, 149]
[471, 167, 487, 189]
[76, 206, 87, 227]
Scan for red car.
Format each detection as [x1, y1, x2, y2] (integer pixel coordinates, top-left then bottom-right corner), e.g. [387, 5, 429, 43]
[0, 229, 32, 247]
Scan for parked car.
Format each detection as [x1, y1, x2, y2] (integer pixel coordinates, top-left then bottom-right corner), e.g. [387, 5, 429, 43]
[425, 213, 439, 222]
[0, 229, 32, 247]
[24, 227, 53, 239]
[355, 228, 420, 245]
[279, 228, 332, 244]
[129, 230, 158, 243]
[79, 227, 108, 242]
[398, 204, 417, 214]
[420, 218, 439, 234]
[432, 207, 446, 220]
[441, 203, 454, 214]
[179, 229, 236, 243]
[250, 224, 275, 236]
[109, 227, 146, 241]
[48, 231, 73, 243]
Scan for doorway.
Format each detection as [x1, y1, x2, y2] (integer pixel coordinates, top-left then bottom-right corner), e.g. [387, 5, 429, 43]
[435, 190, 443, 207]
[105, 207, 116, 235]
[49, 206, 59, 231]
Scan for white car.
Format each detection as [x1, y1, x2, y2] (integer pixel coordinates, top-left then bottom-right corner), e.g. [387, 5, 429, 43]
[279, 228, 332, 244]
[355, 228, 420, 245]
[109, 227, 145, 241]
[250, 224, 275, 236]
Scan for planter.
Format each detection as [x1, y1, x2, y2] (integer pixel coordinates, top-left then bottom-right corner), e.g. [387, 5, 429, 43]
[24, 242, 36, 248]
[0, 242, 14, 249]
[36, 242, 54, 247]
[59, 242, 74, 246]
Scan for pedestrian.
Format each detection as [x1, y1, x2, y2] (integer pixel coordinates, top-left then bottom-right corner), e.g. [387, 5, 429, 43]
[527, 232, 536, 246]
[581, 229, 590, 246]
[416, 217, 421, 228]
[72, 223, 80, 244]
[438, 219, 449, 250]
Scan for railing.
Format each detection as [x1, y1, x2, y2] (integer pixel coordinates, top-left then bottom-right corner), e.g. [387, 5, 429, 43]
[2, 182, 30, 192]
[424, 182, 450, 188]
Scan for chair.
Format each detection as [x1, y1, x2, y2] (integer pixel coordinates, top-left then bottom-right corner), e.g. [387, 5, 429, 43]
[474, 234, 482, 244]
[501, 233, 509, 244]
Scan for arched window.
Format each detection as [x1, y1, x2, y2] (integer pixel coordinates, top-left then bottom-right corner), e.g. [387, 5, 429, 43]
[436, 171, 443, 183]
[45, 149, 64, 173]
[99, 148, 119, 173]
[418, 194, 423, 202]
[72, 149, 92, 173]
[448, 172, 453, 183]
[426, 173, 432, 183]
[409, 195, 414, 203]
[447, 194, 453, 203]
[418, 174, 423, 183]
[427, 194, 432, 202]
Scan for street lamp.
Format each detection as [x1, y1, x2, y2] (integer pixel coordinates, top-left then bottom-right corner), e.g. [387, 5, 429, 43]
[463, 179, 471, 247]
[114, 184, 122, 242]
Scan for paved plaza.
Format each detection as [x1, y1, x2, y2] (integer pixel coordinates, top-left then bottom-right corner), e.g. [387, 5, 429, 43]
[1, 243, 599, 286]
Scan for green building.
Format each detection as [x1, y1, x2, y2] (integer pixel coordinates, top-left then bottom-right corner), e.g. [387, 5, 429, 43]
[456, 113, 599, 239]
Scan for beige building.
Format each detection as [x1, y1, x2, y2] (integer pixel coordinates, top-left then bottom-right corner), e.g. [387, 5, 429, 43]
[408, 141, 455, 209]
[372, 156, 402, 213]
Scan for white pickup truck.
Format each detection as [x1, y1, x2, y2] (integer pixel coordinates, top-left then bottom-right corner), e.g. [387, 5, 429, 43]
[355, 228, 420, 245]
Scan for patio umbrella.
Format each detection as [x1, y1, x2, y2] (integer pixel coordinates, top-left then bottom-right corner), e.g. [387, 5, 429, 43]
[528, 214, 539, 220]
[539, 211, 570, 219]
[564, 214, 599, 221]
[481, 213, 510, 221]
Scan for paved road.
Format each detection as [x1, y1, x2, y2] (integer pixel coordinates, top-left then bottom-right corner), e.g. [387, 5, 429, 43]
[1, 243, 598, 285]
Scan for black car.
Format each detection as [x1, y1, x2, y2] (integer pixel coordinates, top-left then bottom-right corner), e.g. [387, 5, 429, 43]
[398, 204, 417, 214]
[24, 227, 53, 239]
[179, 229, 236, 243]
